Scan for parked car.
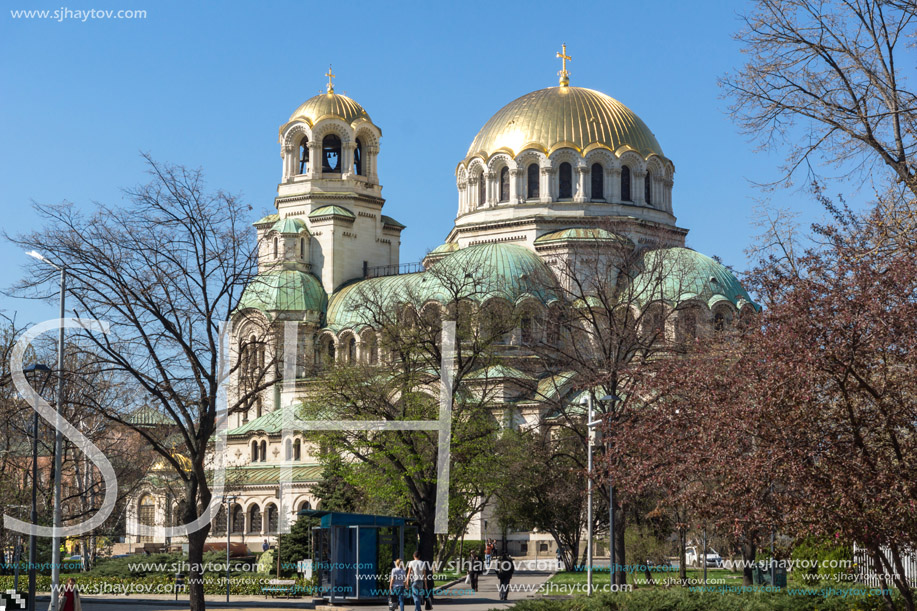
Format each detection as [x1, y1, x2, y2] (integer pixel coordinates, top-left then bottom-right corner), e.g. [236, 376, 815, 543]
[685, 546, 723, 568]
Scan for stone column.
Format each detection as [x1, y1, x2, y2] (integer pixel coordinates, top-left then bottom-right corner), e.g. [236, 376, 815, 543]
[540, 167, 555, 203]
[574, 166, 588, 203]
[634, 170, 647, 205]
[608, 168, 621, 203]
[468, 176, 479, 210]
[367, 145, 380, 183]
[307, 142, 321, 178]
[663, 177, 674, 213]
[485, 171, 495, 207]
[341, 142, 355, 178]
[282, 145, 293, 181]
[509, 168, 523, 203]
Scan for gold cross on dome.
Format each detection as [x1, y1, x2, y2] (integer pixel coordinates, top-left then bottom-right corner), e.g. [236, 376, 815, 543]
[556, 43, 571, 86]
[325, 65, 336, 93]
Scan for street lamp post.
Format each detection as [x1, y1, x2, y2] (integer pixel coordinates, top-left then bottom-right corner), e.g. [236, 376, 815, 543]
[580, 392, 619, 594]
[26, 250, 66, 611]
[23, 362, 52, 611]
[225, 495, 238, 603]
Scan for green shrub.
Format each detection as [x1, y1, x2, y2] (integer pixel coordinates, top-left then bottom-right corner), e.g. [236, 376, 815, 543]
[791, 538, 854, 586]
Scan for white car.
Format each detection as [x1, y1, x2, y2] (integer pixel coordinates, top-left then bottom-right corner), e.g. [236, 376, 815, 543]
[685, 546, 723, 568]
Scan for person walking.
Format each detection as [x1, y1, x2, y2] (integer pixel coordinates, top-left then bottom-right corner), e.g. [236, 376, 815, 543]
[468, 550, 482, 592]
[496, 553, 515, 601]
[405, 551, 428, 611]
[484, 540, 494, 573]
[389, 559, 407, 611]
[60, 577, 81, 611]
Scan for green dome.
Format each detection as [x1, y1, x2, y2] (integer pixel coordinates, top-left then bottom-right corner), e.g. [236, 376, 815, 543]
[430, 242, 460, 255]
[630, 247, 757, 310]
[270, 217, 309, 235]
[431, 243, 559, 303]
[326, 243, 560, 331]
[238, 270, 327, 314]
[534, 227, 633, 246]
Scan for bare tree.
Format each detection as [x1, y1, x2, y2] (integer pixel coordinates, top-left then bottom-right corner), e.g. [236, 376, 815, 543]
[528, 219, 733, 585]
[722, 0, 917, 197]
[10, 155, 274, 611]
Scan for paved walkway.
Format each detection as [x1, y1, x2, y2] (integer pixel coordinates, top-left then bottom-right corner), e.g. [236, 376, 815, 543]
[40, 572, 554, 611]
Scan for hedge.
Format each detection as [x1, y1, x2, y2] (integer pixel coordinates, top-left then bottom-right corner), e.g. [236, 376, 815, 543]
[505, 589, 900, 611]
[0, 574, 315, 596]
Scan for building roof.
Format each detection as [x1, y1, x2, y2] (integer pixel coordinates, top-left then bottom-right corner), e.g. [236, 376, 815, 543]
[228, 409, 286, 436]
[237, 269, 327, 314]
[466, 364, 535, 381]
[429, 243, 459, 255]
[309, 205, 355, 220]
[630, 247, 759, 311]
[288, 92, 371, 126]
[464, 86, 663, 163]
[253, 214, 279, 227]
[534, 227, 633, 246]
[229, 464, 322, 485]
[325, 243, 561, 331]
[269, 217, 309, 235]
[380, 215, 405, 229]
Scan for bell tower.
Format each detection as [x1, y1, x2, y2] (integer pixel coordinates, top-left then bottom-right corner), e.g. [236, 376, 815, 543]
[272, 72, 403, 294]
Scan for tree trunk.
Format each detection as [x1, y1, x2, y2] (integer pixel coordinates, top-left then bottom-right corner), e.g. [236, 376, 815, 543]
[187, 526, 208, 611]
[679, 528, 687, 583]
[417, 509, 436, 565]
[741, 540, 756, 587]
[613, 503, 626, 586]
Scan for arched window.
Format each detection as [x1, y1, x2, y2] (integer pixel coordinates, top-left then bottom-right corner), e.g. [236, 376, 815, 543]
[299, 500, 311, 512]
[499, 167, 509, 202]
[348, 337, 356, 362]
[231, 504, 245, 534]
[300, 238, 305, 258]
[558, 162, 573, 199]
[521, 314, 535, 345]
[365, 336, 377, 365]
[621, 166, 632, 202]
[477, 173, 486, 207]
[293, 439, 301, 461]
[138, 495, 155, 527]
[248, 505, 261, 534]
[260, 440, 267, 462]
[527, 164, 539, 199]
[285, 438, 292, 461]
[266, 505, 278, 533]
[322, 134, 342, 173]
[591, 163, 604, 200]
[212, 505, 227, 535]
[327, 339, 335, 361]
[645, 170, 652, 206]
[299, 136, 309, 174]
[354, 138, 363, 176]
[714, 311, 726, 332]
[251, 440, 259, 462]
[273, 237, 278, 259]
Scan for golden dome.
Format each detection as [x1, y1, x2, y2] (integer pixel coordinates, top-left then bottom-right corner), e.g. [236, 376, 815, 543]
[465, 86, 663, 162]
[288, 92, 371, 126]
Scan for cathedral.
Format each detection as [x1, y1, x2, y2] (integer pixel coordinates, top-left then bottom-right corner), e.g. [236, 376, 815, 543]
[126, 52, 756, 556]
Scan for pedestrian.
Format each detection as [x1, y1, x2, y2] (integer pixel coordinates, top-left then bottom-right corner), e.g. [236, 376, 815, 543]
[405, 551, 427, 611]
[496, 553, 515, 601]
[484, 540, 494, 573]
[468, 550, 481, 592]
[60, 577, 81, 611]
[262, 539, 269, 552]
[389, 559, 406, 611]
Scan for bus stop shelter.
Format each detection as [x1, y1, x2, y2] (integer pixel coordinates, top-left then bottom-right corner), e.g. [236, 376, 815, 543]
[300, 509, 416, 603]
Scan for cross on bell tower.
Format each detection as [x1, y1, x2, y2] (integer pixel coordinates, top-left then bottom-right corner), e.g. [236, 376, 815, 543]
[325, 65, 336, 94]
[556, 43, 571, 87]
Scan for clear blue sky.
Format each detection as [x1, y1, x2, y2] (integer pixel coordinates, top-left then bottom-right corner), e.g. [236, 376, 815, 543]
[1, 0, 840, 321]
